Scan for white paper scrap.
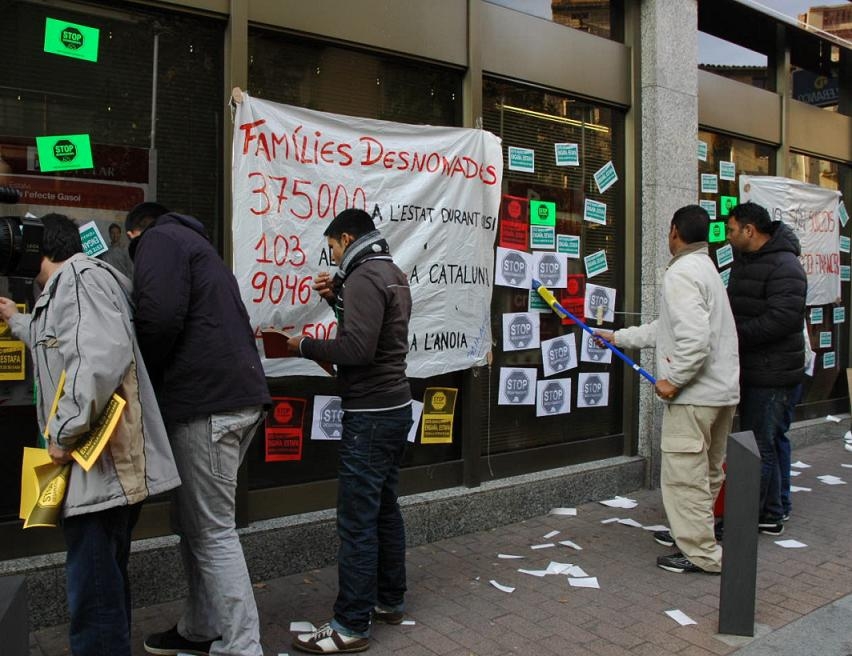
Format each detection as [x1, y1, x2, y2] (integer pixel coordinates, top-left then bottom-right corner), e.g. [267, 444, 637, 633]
[846, 443, 852, 453]
[489, 580, 515, 593]
[559, 540, 583, 550]
[841, 464, 852, 468]
[567, 565, 589, 578]
[844, 430, 852, 442]
[641, 524, 670, 532]
[531, 543, 556, 550]
[546, 561, 573, 574]
[600, 517, 620, 524]
[401, 620, 416, 626]
[543, 530, 561, 539]
[618, 518, 643, 528]
[498, 554, 524, 559]
[550, 507, 578, 516]
[775, 539, 808, 548]
[790, 470, 801, 477]
[817, 475, 847, 485]
[791, 461, 811, 469]
[826, 415, 842, 423]
[600, 496, 638, 509]
[568, 577, 600, 589]
[290, 621, 316, 633]
[790, 485, 812, 492]
[518, 568, 549, 578]
[665, 610, 697, 626]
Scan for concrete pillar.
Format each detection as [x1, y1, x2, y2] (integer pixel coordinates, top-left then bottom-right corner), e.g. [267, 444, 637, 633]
[638, 0, 700, 485]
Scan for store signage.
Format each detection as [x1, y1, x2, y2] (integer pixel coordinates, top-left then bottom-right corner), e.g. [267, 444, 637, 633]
[583, 198, 607, 225]
[44, 17, 100, 62]
[0, 341, 26, 381]
[508, 146, 535, 172]
[78, 221, 108, 257]
[557, 234, 580, 258]
[593, 161, 618, 194]
[36, 134, 94, 172]
[537, 379, 571, 416]
[792, 69, 839, 108]
[554, 143, 579, 166]
[699, 200, 717, 219]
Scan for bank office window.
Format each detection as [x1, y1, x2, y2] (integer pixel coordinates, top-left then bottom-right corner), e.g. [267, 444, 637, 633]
[0, 1, 224, 524]
[486, 0, 623, 41]
[787, 154, 850, 413]
[481, 77, 625, 459]
[245, 29, 466, 493]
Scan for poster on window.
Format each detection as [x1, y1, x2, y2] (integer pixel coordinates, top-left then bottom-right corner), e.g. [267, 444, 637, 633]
[233, 93, 503, 378]
[740, 176, 842, 306]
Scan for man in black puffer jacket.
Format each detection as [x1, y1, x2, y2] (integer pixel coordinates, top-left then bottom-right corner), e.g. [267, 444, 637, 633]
[727, 201, 807, 537]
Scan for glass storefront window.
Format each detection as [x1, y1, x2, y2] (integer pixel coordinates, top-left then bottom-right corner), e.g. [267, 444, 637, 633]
[246, 29, 466, 491]
[482, 77, 625, 456]
[485, 0, 623, 41]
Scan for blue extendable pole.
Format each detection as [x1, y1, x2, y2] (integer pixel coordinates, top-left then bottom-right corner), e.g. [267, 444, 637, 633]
[532, 279, 657, 385]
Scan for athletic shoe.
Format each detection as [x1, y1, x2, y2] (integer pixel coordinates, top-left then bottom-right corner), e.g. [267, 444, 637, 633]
[144, 626, 217, 655]
[781, 511, 791, 522]
[372, 606, 404, 625]
[653, 530, 675, 547]
[292, 623, 369, 654]
[656, 552, 720, 574]
[758, 518, 785, 535]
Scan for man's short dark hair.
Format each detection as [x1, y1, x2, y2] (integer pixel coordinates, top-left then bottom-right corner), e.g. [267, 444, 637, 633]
[323, 209, 375, 240]
[671, 204, 710, 244]
[729, 201, 772, 234]
[40, 213, 83, 262]
[126, 202, 170, 233]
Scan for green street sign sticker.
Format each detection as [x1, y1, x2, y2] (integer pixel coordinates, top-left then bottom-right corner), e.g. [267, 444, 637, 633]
[44, 17, 100, 62]
[36, 134, 94, 172]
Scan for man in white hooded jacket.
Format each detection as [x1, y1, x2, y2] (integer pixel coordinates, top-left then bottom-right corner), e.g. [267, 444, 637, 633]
[597, 205, 739, 574]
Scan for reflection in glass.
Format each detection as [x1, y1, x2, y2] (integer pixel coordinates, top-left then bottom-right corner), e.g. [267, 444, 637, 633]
[485, 0, 620, 40]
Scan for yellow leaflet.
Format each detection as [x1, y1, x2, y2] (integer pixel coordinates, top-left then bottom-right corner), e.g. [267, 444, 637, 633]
[71, 393, 126, 471]
[19, 447, 52, 520]
[23, 462, 71, 529]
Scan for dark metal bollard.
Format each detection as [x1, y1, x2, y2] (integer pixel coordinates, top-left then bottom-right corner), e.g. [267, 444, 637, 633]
[0, 575, 29, 656]
[718, 430, 761, 636]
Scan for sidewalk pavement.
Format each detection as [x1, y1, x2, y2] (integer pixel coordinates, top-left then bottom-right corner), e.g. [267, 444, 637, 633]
[30, 438, 852, 656]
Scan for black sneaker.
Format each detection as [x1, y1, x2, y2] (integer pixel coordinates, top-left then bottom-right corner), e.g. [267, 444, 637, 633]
[144, 626, 218, 655]
[758, 519, 785, 536]
[656, 552, 719, 575]
[714, 520, 724, 543]
[653, 530, 675, 547]
[372, 605, 404, 625]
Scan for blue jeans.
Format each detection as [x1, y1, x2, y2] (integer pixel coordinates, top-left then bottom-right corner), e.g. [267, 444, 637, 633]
[62, 503, 141, 656]
[739, 385, 796, 521]
[333, 405, 412, 637]
[780, 384, 803, 516]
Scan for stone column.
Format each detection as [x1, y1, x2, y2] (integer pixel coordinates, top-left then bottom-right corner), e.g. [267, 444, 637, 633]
[638, 0, 700, 485]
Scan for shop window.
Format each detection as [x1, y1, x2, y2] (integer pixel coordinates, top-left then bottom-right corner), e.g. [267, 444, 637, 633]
[485, 0, 623, 41]
[482, 77, 625, 456]
[0, 1, 224, 523]
[245, 29, 466, 492]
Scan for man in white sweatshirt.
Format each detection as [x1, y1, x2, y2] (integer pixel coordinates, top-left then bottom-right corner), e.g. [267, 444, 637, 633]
[597, 205, 739, 574]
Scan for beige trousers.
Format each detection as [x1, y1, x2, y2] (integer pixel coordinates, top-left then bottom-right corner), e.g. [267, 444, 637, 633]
[660, 403, 736, 572]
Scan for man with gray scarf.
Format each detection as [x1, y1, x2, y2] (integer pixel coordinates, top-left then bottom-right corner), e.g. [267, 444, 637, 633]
[288, 209, 413, 654]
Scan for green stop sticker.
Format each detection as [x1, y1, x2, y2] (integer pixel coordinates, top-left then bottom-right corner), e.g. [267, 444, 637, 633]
[44, 17, 100, 62]
[36, 134, 94, 172]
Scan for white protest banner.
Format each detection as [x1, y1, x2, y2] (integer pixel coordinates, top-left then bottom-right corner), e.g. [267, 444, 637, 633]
[740, 176, 842, 306]
[233, 93, 503, 378]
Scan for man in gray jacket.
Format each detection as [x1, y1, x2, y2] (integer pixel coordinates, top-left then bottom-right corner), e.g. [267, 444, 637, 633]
[287, 209, 413, 654]
[597, 205, 739, 574]
[0, 214, 180, 656]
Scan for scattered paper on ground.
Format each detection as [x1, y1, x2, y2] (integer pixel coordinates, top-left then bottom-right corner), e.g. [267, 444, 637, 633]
[817, 475, 847, 485]
[498, 554, 524, 559]
[599, 496, 638, 509]
[531, 543, 556, 549]
[550, 507, 578, 516]
[568, 577, 600, 588]
[641, 524, 670, 531]
[518, 568, 549, 577]
[567, 565, 589, 577]
[543, 530, 561, 539]
[617, 518, 643, 528]
[846, 443, 852, 453]
[841, 464, 852, 468]
[844, 430, 852, 442]
[489, 580, 515, 593]
[791, 461, 811, 469]
[826, 415, 842, 423]
[790, 470, 801, 477]
[665, 609, 697, 626]
[790, 485, 812, 492]
[546, 561, 573, 574]
[401, 620, 416, 626]
[290, 621, 316, 632]
[775, 539, 807, 548]
[559, 540, 582, 550]
[600, 517, 620, 524]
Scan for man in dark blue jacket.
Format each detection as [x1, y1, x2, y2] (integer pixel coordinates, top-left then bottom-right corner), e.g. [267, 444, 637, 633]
[126, 202, 271, 656]
[727, 201, 807, 536]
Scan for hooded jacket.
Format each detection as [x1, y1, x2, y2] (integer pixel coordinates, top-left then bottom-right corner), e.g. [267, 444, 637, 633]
[614, 243, 740, 407]
[130, 213, 271, 422]
[9, 254, 180, 517]
[727, 221, 807, 387]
